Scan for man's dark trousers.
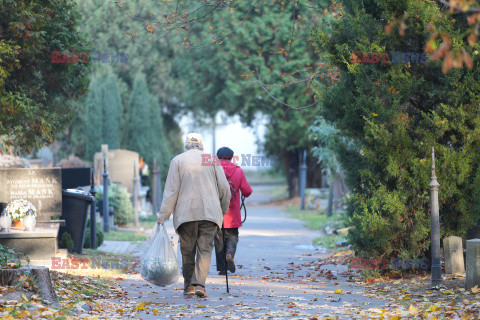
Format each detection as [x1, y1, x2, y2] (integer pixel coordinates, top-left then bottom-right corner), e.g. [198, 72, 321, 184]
[177, 220, 218, 289]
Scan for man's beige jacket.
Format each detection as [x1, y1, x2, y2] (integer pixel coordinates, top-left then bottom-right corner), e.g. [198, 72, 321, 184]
[158, 149, 231, 230]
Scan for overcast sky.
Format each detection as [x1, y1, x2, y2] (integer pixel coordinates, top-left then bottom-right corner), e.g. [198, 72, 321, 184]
[178, 113, 268, 170]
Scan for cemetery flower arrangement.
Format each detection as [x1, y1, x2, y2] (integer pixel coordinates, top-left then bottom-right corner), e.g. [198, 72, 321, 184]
[5, 199, 37, 221]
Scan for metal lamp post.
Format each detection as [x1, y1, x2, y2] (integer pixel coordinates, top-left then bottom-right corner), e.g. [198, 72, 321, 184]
[102, 154, 110, 233]
[430, 147, 442, 285]
[299, 149, 307, 210]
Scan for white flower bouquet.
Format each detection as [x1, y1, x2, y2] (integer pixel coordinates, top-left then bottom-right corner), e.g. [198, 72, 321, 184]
[5, 199, 37, 222]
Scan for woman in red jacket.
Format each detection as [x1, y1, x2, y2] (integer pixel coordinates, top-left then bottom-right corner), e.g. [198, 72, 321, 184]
[214, 147, 253, 274]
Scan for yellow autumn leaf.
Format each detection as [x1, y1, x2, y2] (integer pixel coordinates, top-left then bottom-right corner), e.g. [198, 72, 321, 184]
[389, 316, 401, 320]
[371, 113, 378, 117]
[409, 304, 418, 314]
[334, 289, 343, 294]
[402, 295, 411, 300]
[198, 305, 206, 308]
[21, 293, 27, 301]
[471, 285, 479, 294]
[443, 290, 453, 295]
[135, 302, 147, 311]
[429, 305, 438, 312]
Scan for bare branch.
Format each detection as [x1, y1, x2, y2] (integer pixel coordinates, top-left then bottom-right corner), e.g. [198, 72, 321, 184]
[117, 0, 245, 46]
[255, 71, 319, 111]
[117, 0, 323, 48]
[188, 0, 260, 50]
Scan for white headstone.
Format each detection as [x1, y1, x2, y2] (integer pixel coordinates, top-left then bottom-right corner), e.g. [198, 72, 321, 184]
[444, 236, 465, 274]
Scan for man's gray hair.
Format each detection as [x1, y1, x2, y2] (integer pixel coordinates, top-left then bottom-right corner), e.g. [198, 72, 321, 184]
[185, 142, 204, 151]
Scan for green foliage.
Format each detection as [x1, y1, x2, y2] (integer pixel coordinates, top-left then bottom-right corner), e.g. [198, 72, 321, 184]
[64, 69, 123, 161]
[75, 0, 183, 115]
[310, 118, 357, 179]
[84, 220, 104, 249]
[172, 1, 326, 187]
[313, 234, 348, 249]
[59, 232, 74, 253]
[0, 244, 23, 268]
[96, 184, 134, 226]
[286, 205, 345, 231]
[312, 0, 480, 258]
[72, 0, 184, 156]
[0, 0, 89, 150]
[123, 73, 171, 176]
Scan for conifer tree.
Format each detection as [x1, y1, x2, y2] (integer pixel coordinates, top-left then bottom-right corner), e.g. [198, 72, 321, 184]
[102, 73, 123, 150]
[124, 73, 154, 160]
[148, 95, 170, 178]
[312, 0, 480, 258]
[76, 70, 123, 161]
[83, 77, 104, 161]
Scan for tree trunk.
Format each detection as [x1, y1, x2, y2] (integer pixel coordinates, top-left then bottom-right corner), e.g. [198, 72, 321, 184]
[0, 266, 59, 306]
[327, 182, 334, 217]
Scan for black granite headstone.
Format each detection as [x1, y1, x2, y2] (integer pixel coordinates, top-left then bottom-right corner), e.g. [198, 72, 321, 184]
[61, 167, 91, 189]
[0, 168, 62, 222]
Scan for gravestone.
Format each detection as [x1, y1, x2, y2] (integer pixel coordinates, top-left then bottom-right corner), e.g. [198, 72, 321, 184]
[444, 236, 465, 274]
[93, 149, 139, 194]
[466, 239, 480, 289]
[0, 168, 62, 221]
[0, 168, 63, 266]
[61, 167, 91, 189]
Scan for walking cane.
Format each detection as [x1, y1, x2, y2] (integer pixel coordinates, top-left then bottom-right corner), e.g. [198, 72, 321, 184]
[222, 223, 229, 293]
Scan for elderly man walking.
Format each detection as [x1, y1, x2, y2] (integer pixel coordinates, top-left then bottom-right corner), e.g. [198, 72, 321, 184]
[157, 133, 231, 298]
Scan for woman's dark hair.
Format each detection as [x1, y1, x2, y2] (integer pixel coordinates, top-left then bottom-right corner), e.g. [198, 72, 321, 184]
[217, 147, 234, 161]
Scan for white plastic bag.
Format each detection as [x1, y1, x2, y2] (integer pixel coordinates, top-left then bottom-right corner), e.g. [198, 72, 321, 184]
[141, 223, 180, 286]
[148, 222, 160, 245]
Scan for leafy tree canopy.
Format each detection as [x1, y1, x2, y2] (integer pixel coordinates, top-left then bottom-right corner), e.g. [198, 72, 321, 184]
[0, 0, 89, 150]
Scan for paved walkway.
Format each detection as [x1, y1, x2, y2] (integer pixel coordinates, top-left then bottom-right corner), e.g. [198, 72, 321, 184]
[105, 186, 389, 319]
[97, 240, 141, 255]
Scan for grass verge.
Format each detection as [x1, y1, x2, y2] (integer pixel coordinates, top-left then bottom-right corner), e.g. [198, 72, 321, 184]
[284, 203, 350, 250]
[313, 234, 347, 249]
[284, 204, 344, 231]
[104, 230, 148, 242]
